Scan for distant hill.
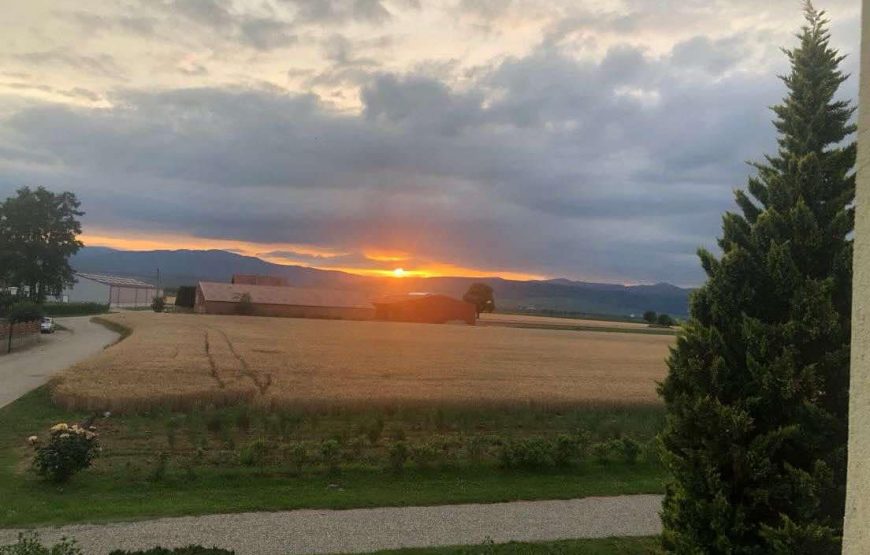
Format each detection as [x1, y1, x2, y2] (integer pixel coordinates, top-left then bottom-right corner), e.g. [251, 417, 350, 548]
[71, 247, 692, 316]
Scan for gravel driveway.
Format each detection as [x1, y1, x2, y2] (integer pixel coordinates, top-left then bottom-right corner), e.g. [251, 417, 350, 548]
[0, 316, 118, 409]
[0, 495, 663, 554]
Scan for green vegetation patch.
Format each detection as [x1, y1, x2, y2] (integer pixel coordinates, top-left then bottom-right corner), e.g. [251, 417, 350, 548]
[42, 303, 109, 317]
[0, 388, 666, 527]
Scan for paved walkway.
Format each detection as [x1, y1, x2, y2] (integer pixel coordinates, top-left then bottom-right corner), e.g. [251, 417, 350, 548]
[0, 495, 662, 554]
[0, 316, 118, 409]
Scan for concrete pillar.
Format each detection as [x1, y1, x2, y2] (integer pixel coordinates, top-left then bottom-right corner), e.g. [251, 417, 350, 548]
[844, 0, 870, 551]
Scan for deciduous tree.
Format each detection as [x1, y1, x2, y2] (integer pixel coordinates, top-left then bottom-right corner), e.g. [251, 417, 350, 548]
[463, 282, 495, 316]
[0, 187, 84, 302]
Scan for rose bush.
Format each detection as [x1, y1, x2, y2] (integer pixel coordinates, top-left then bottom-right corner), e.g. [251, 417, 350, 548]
[31, 422, 99, 483]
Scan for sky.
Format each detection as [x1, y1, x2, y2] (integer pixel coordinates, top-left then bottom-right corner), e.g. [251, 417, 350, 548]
[0, 0, 862, 285]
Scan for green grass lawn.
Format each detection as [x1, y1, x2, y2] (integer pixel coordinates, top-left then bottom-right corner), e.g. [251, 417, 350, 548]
[0, 388, 667, 528]
[354, 537, 661, 554]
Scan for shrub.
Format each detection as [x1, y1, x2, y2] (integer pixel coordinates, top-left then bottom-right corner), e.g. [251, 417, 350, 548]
[205, 413, 224, 435]
[239, 439, 269, 467]
[388, 441, 408, 473]
[499, 438, 555, 470]
[466, 436, 488, 463]
[574, 429, 592, 458]
[410, 441, 439, 469]
[655, 313, 674, 327]
[348, 436, 367, 460]
[165, 417, 181, 449]
[30, 422, 99, 483]
[282, 442, 307, 474]
[554, 434, 580, 467]
[151, 296, 166, 313]
[0, 292, 14, 316]
[366, 417, 384, 445]
[234, 410, 251, 433]
[149, 452, 170, 482]
[618, 437, 641, 465]
[0, 532, 82, 555]
[591, 441, 613, 465]
[319, 439, 341, 475]
[388, 424, 406, 441]
[42, 302, 108, 317]
[5, 301, 44, 323]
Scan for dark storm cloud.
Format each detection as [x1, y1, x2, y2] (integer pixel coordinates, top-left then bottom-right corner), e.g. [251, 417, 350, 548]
[0, 7, 861, 284]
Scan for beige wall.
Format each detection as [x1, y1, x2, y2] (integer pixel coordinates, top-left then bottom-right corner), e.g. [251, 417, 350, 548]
[844, 0, 870, 552]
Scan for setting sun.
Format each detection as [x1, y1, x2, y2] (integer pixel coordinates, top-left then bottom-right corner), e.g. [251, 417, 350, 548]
[392, 268, 406, 278]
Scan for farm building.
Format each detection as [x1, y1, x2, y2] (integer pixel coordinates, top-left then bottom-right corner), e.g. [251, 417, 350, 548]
[55, 273, 163, 307]
[194, 282, 375, 320]
[231, 274, 289, 287]
[373, 293, 477, 325]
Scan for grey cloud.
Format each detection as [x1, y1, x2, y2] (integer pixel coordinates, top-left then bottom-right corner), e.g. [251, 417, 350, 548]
[170, 0, 235, 29]
[0, 7, 860, 285]
[283, 0, 391, 24]
[162, 0, 297, 50]
[238, 17, 298, 50]
[322, 35, 380, 67]
[361, 74, 485, 134]
[670, 35, 747, 74]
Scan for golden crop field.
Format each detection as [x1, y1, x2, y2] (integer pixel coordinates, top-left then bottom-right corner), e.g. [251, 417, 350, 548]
[478, 312, 657, 330]
[52, 312, 675, 413]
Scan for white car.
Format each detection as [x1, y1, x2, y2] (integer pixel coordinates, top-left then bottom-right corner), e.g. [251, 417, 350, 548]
[40, 317, 55, 334]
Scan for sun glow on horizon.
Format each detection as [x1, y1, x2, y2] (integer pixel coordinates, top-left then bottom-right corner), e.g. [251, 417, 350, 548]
[79, 228, 548, 281]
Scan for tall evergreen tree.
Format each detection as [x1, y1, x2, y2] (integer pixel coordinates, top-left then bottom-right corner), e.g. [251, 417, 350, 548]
[658, 3, 855, 553]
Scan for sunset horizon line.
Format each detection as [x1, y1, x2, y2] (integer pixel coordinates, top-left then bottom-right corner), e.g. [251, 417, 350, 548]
[79, 231, 688, 288]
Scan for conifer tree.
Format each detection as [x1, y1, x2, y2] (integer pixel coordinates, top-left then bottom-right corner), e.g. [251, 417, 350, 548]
[658, 3, 855, 553]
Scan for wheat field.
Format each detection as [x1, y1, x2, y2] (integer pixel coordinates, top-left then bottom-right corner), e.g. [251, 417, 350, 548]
[477, 312, 659, 329]
[51, 312, 675, 412]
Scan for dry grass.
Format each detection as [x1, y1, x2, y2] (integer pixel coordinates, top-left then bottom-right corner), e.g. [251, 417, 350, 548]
[52, 312, 674, 413]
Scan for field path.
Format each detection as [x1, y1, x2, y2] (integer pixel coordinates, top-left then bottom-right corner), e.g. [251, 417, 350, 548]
[0, 495, 663, 554]
[0, 316, 118, 409]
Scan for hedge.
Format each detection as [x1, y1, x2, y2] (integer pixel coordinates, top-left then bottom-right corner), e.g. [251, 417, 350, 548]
[42, 302, 110, 317]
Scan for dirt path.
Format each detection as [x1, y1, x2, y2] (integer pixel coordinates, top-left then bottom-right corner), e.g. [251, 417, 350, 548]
[0, 316, 118, 409]
[0, 495, 663, 554]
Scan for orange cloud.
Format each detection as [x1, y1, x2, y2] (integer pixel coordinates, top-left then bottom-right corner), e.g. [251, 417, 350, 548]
[80, 228, 546, 281]
[362, 248, 411, 262]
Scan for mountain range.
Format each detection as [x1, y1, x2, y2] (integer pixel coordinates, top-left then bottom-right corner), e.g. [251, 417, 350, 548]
[71, 247, 693, 317]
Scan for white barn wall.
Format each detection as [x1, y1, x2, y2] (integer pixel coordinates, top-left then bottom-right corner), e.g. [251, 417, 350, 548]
[58, 275, 162, 307]
[59, 276, 111, 304]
